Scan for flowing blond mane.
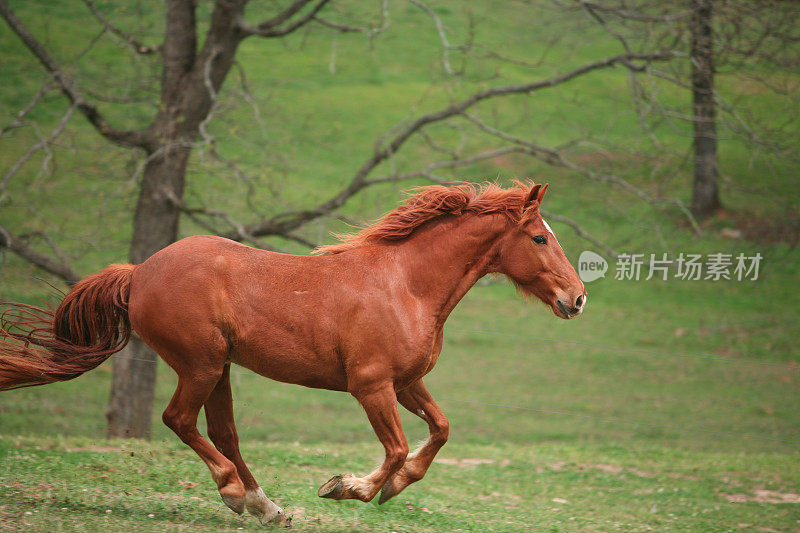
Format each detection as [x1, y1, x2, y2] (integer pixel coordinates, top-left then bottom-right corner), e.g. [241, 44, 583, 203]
[315, 181, 540, 254]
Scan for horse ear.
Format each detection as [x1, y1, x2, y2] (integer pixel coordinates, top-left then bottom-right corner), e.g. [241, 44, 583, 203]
[525, 183, 543, 208]
[537, 183, 549, 204]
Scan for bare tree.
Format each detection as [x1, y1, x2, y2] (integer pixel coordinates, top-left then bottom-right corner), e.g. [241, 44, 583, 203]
[1, 0, 682, 438]
[1, 0, 381, 438]
[562, 0, 800, 219]
[690, 0, 720, 217]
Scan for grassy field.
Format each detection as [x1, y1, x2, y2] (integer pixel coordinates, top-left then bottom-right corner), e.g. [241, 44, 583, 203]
[1, 0, 799, 531]
[1, 436, 798, 532]
[1, 277, 798, 531]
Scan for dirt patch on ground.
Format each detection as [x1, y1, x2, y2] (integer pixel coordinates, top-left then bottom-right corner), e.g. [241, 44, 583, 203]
[284, 506, 340, 528]
[588, 463, 623, 474]
[714, 208, 800, 246]
[719, 489, 800, 503]
[577, 462, 656, 478]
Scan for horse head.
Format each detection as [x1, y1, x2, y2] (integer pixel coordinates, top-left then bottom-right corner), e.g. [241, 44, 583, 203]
[494, 183, 587, 319]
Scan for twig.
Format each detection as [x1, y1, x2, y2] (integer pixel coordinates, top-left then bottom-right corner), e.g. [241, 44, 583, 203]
[540, 210, 618, 260]
[0, 80, 52, 137]
[198, 46, 223, 148]
[0, 223, 80, 284]
[240, 0, 332, 38]
[462, 112, 654, 202]
[312, 0, 390, 43]
[164, 190, 274, 250]
[410, 0, 462, 76]
[82, 0, 159, 54]
[0, 104, 76, 193]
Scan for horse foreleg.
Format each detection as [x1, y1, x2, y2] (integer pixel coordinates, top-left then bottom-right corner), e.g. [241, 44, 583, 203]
[378, 379, 449, 504]
[204, 364, 285, 525]
[162, 370, 247, 514]
[318, 383, 408, 502]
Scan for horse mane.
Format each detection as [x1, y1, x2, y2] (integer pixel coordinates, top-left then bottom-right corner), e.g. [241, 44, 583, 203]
[315, 181, 540, 254]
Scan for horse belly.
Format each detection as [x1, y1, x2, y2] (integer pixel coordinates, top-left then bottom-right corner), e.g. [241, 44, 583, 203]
[231, 326, 348, 392]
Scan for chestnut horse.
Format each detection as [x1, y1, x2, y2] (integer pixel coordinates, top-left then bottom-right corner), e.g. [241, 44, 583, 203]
[0, 182, 586, 524]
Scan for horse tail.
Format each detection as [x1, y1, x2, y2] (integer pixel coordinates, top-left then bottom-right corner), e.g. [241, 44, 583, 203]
[0, 264, 136, 391]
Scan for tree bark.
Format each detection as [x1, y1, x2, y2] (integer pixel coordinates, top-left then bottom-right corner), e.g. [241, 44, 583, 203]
[106, 337, 159, 438]
[690, 0, 720, 217]
[106, 147, 190, 438]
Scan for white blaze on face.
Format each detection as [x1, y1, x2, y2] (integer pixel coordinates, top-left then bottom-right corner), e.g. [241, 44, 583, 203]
[541, 218, 559, 245]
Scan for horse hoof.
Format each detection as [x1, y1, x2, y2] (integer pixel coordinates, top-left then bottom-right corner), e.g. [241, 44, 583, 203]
[220, 491, 245, 514]
[318, 475, 345, 499]
[246, 487, 284, 525]
[378, 481, 398, 504]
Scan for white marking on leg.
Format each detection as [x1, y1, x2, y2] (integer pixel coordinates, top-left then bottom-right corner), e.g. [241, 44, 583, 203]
[407, 437, 431, 461]
[245, 487, 283, 524]
[339, 474, 375, 500]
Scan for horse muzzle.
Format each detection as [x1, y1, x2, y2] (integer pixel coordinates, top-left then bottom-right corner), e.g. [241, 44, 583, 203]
[555, 293, 586, 319]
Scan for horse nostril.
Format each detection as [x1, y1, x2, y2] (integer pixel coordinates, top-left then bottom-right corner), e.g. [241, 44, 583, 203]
[576, 294, 584, 308]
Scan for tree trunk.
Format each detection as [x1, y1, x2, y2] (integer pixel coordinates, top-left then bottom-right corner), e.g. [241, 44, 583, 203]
[106, 146, 190, 438]
[106, 336, 158, 438]
[103, 0, 247, 439]
[690, 0, 720, 217]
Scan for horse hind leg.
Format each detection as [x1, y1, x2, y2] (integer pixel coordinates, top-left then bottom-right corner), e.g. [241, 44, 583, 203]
[204, 364, 285, 525]
[160, 360, 247, 514]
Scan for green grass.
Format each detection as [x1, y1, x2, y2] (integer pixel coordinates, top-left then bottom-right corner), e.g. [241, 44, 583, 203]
[1, 276, 798, 531]
[1, 0, 799, 530]
[1, 436, 798, 532]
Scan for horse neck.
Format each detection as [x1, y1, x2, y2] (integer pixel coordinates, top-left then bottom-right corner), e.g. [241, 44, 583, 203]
[395, 213, 509, 326]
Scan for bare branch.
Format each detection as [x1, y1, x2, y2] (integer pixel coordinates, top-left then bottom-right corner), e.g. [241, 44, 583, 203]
[1, 104, 76, 194]
[540, 210, 618, 260]
[307, 0, 390, 39]
[0, 0, 152, 150]
[368, 146, 527, 185]
[461, 112, 653, 201]
[365, 0, 391, 43]
[647, 67, 788, 152]
[232, 60, 268, 140]
[0, 224, 80, 284]
[557, 1, 692, 23]
[197, 46, 223, 148]
[313, 16, 365, 33]
[240, 0, 332, 38]
[82, 0, 160, 54]
[282, 233, 317, 249]
[164, 191, 270, 249]
[0, 80, 53, 138]
[579, 1, 632, 54]
[224, 51, 672, 240]
[410, 0, 462, 75]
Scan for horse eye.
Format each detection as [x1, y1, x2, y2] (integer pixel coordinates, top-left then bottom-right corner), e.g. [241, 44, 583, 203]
[532, 235, 547, 245]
